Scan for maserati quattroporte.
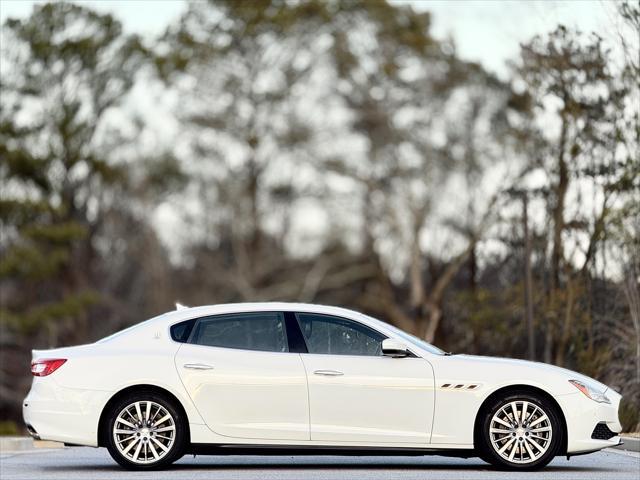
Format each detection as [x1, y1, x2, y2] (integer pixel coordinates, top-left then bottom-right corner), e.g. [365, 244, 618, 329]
[23, 303, 622, 470]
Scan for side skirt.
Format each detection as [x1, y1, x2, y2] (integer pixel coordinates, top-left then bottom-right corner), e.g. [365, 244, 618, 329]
[188, 444, 477, 458]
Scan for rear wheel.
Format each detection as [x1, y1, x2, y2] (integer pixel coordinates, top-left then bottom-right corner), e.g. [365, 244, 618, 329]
[478, 392, 563, 470]
[105, 391, 186, 470]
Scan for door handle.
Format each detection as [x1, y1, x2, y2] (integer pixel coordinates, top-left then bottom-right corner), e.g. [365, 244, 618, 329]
[183, 363, 214, 370]
[313, 369, 344, 376]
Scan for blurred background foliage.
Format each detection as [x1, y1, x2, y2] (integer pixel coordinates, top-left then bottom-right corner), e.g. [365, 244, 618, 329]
[1, 0, 638, 432]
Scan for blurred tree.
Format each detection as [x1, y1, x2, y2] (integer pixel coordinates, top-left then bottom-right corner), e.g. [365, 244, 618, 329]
[515, 25, 637, 366]
[315, 2, 525, 342]
[157, 0, 381, 304]
[0, 1, 147, 421]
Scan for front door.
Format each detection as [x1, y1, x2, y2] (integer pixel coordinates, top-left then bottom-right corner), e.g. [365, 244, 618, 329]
[175, 311, 309, 441]
[294, 312, 435, 444]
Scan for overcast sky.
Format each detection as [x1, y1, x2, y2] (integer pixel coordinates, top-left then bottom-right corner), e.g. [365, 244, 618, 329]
[0, 0, 621, 77]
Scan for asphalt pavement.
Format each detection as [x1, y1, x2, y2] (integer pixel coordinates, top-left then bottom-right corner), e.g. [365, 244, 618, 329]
[1, 447, 638, 480]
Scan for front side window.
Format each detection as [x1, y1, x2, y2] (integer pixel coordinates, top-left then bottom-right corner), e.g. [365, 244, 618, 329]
[296, 313, 385, 356]
[190, 312, 288, 353]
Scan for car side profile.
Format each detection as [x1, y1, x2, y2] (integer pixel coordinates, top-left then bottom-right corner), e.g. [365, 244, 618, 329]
[23, 303, 622, 470]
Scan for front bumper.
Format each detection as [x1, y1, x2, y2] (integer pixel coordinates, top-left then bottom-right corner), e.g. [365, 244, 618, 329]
[23, 378, 111, 447]
[556, 389, 623, 454]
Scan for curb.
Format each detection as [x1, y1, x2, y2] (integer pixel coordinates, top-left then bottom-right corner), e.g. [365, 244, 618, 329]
[0, 436, 63, 453]
[613, 436, 640, 453]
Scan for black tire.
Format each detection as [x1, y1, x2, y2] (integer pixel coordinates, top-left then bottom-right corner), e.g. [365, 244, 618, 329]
[104, 390, 187, 470]
[477, 391, 563, 470]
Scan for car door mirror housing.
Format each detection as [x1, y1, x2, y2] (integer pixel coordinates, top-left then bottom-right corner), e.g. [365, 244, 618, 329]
[382, 338, 410, 358]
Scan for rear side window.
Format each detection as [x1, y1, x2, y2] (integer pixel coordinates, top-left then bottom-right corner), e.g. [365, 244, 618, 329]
[190, 312, 288, 353]
[170, 319, 196, 343]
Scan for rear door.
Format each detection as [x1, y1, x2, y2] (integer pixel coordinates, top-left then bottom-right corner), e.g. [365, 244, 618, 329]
[294, 312, 435, 444]
[175, 311, 309, 441]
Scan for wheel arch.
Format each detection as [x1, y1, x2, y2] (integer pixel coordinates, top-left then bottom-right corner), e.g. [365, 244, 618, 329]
[473, 384, 568, 455]
[97, 384, 191, 447]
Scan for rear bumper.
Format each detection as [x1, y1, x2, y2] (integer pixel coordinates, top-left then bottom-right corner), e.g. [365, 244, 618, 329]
[557, 389, 623, 454]
[23, 378, 111, 447]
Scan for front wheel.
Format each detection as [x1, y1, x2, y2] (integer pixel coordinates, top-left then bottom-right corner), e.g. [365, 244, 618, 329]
[105, 391, 186, 470]
[478, 392, 563, 470]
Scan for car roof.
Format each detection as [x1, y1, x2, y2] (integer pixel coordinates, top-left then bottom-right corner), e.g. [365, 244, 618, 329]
[160, 302, 367, 322]
[100, 303, 376, 345]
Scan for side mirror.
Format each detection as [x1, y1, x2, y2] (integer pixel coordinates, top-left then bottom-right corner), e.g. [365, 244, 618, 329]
[382, 338, 410, 358]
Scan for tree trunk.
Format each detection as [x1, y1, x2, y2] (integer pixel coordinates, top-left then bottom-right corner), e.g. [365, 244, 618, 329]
[468, 244, 477, 292]
[423, 304, 442, 344]
[247, 156, 261, 260]
[523, 193, 535, 360]
[555, 278, 575, 367]
[551, 114, 569, 290]
[547, 111, 569, 365]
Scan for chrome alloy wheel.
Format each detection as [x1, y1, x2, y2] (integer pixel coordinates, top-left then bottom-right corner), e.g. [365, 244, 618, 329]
[113, 401, 176, 464]
[489, 400, 553, 464]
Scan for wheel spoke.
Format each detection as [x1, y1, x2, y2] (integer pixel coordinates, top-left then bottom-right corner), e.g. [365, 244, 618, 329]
[529, 414, 549, 428]
[524, 438, 536, 460]
[498, 437, 516, 454]
[490, 427, 512, 434]
[154, 425, 176, 433]
[149, 441, 160, 460]
[491, 435, 509, 446]
[531, 425, 551, 432]
[126, 407, 138, 423]
[527, 406, 539, 424]
[116, 418, 136, 429]
[521, 402, 529, 423]
[529, 437, 546, 452]
[151, 437, 169, 452]
[155, 414, 172, 426]
[150, 405, 160, 423]
[493, 417, 512, 428]
[510, 402, 520, 425]
[134, 402, 143, 423]
[508, 441, 518, 460]
[133, 439, 143, 460]
[121, 437, 139, 455]
[114, 428, 135, 435]
[145, 401, 151, 422]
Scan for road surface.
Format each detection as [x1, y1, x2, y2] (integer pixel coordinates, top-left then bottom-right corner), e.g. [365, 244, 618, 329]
[1, 447, 638, 480]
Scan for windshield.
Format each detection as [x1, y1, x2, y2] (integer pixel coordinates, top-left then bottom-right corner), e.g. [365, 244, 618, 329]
[363, 314, 446, 355]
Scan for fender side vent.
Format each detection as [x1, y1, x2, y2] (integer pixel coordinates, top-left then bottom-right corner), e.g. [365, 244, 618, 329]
[591, 422, 616, 440]
[440, 383, 481, 390]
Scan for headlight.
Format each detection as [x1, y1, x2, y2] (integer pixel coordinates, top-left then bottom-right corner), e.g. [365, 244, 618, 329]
[569, 379, 611, 404]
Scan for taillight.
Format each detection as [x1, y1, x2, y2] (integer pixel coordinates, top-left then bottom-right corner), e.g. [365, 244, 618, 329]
[31, 359, 67, 377]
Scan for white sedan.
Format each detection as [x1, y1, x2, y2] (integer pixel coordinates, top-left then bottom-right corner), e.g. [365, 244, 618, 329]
[23, 303, 622, 470]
